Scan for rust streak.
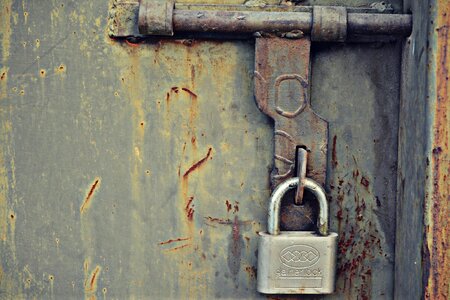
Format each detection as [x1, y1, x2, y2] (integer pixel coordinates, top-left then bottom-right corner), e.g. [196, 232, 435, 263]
[165, 243, 190, 252]
[332, 135, 338, 168]
[80, 178, 100, 213]
[183, 147, 212, 178]
[225, 200, 232, 212]
[159, 237, 191, 245]
[233, 201, 239, 213]
[89, 267, 100, 290]
[425, 2, 450, 298]
[85, 266, 101, 293]
[360, 177, 370, 189]
[182, 87, 197, 98]
[185, 196, 195, 221]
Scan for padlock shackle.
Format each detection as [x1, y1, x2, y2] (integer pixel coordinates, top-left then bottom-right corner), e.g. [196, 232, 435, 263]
[268, 177, 329, 236]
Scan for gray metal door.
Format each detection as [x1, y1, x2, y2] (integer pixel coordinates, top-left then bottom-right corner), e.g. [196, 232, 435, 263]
[0, 0, 447, 299]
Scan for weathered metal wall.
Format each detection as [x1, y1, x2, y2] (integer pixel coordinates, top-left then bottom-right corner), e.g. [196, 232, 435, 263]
[0, 0, 408, 299]
[396, 0, 449, 299]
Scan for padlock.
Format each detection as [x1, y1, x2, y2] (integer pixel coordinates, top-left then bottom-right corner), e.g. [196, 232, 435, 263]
[257, 177, 338, 294]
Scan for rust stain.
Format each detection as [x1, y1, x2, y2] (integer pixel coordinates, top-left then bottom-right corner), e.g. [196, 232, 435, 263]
[159, 237, 191, 245]
[233, 201, 239, 213]
[244, 265, 257, 280]
[360, 177, 370, 189]
[165, 92, 170, 105]
[228, 216, 243, 277]
[55, 64, 66, 74]
[185, 196, 195, 221]
[225, 200, 232, 212]
[85, 265, 101, 293]
[80, 178, 101, 213]
[425, 2, 450, 299]
[332, 174, 381, 296]
[125, 39, 141, 47]
[181, 87, 198, 98]
[183, 147, 213, 178]
[164, 243, 191, 252]
[332, 135, 338, 168]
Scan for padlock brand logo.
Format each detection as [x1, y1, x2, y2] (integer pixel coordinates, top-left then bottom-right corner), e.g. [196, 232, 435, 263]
[279, 245, 320, 269]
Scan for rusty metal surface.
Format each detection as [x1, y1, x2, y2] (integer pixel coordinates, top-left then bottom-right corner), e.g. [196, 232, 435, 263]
[423, 0, 450, 298]
[0, 0, 405, 299]
[396, 0, 450, 298]
[312, 41, 401, 299]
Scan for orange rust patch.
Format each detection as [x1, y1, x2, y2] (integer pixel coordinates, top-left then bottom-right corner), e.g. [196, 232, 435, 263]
[80, 178, 101, 213]
[183, 147, 213, 178]
[0, 71, 6, 80]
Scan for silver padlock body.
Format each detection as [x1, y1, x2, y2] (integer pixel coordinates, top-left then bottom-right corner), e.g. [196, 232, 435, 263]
[257, 231, 338, 294]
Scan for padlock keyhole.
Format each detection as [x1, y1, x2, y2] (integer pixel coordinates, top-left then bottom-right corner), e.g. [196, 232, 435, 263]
[279, 188, 319, 231]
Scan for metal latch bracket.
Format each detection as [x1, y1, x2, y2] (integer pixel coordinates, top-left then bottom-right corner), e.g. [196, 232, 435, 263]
[108, 0, 412, 42]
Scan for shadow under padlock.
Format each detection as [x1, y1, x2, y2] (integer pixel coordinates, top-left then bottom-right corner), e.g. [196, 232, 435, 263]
[280, 188, 320, 231]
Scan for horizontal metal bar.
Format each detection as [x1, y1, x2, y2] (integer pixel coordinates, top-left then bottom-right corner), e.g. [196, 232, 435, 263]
[172, 9, 412, 36]
[173, 10, 312, 34]
[174, 4, 395, 14]
[348, 13, 412, 36]
[108, 1, 412, 41]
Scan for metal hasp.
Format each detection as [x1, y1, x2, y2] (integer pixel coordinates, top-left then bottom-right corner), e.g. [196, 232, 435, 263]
[254, 37, 327, 191]
[132, 3, 412, 41]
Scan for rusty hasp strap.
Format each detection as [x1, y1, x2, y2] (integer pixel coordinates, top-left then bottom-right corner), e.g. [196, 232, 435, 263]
[131, 2, 412, 41]
[254, 37, 328, 190]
